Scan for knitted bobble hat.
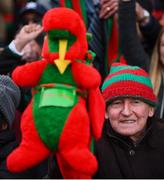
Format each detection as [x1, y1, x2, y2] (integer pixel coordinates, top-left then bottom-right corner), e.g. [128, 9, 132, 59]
[102, 62, 157, 107]
[0, 75, 20, 128]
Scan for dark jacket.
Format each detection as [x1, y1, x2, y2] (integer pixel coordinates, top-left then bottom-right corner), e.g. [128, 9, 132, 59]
[0, 129, 48, 178]
[139, 15, 161, 57]
[0, 47, 32, 112]
[0, 47, 24, 75]
[94, 118, 164, 178]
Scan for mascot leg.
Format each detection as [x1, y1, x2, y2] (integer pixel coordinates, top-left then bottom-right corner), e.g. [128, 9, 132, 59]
[57, 97, 98, 178]
[7, 103, 51, 173]
[56, 153, 92, 179]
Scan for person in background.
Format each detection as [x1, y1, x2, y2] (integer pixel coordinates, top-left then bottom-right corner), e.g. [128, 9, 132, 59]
[90, 0, 159, 78]
[118, 0, 164, 118]
[12, 2, 46, 111]
[18, 1, 47, 27]
[88, 0, 119, 79]
[16, 1, 47, 61]
[135, 2, 162, 57]
[136, 0, 163, 19]
[0, 2, 46, 112]
[149, 27, 164, 118]
[0, 24, 43, 142]
[94, 62, 164, 178]
[0, 24, 43, 111]
[0, 75, 48, 178]
[0, 1, 47, 76]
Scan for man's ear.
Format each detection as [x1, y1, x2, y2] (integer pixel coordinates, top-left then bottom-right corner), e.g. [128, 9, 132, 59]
[0, 119, 8, 131]
[105, 111, 109, 119]
[148, 107, 155, 117]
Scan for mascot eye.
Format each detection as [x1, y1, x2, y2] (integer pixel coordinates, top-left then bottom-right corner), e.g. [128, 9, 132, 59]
[47, 29, 77, 53]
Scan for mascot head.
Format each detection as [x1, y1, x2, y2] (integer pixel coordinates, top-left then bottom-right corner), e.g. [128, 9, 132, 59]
[42, 7, 88, 74]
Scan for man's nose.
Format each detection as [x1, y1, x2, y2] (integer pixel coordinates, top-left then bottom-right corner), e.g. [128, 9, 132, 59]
[121, 101, 132, 116]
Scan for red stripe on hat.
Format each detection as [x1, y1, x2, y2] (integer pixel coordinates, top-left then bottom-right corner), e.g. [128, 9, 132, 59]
[111, 62, 127, 67]
[103, 81, 156, 103]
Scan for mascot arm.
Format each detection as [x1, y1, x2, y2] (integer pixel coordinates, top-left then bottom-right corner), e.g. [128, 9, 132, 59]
[12, 60, 47, 87]
[88, 88, 105, 140]
[71, 62, 101, 89]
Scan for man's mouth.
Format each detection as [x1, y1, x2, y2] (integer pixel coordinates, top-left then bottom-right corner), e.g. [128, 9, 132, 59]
[120, 120, 136, 124]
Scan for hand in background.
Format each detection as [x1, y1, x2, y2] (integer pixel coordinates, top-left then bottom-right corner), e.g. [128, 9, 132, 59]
[135, 2, 150, 25]
[14, 24, 43, 53]
[99, 0, 118, 19]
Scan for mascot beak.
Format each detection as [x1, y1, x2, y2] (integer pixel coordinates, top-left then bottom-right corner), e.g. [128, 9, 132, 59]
[54, 39, 71, 74]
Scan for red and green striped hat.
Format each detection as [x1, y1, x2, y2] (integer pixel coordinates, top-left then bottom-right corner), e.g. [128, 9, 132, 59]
[102, 62, 157, 107]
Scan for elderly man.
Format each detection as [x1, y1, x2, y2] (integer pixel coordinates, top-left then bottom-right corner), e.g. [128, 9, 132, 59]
[94, 62, 164, 178]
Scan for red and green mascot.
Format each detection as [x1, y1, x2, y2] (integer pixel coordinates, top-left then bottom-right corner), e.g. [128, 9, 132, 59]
[7, 7, 105, 178]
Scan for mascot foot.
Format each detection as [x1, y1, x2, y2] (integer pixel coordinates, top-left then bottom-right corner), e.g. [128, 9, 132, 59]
[7, 144, 50, 173]
[57, 148, 97, 178]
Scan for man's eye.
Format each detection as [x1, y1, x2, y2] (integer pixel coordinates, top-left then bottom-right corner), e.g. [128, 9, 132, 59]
[111, 100, 122, 107]
[132, 99, 141, 104]
[113, 101, 121, 104]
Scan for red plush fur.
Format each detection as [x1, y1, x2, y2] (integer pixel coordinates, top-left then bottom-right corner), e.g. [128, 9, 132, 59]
[7, 8, 105, 178]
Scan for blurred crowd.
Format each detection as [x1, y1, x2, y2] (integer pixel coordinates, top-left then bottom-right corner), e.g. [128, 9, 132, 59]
[0, 0, 164, 178]
[0, 0, 162, 45]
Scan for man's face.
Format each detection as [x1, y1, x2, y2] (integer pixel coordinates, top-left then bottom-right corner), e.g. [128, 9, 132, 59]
[106, 98, 154, 142]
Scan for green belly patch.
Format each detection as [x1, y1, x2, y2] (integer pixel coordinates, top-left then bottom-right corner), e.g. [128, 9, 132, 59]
[39, 86, 77, 108]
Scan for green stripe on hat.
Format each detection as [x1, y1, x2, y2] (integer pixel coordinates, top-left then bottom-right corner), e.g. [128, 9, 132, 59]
[102, 73, 152, 91]
[110, 65, 140, 74]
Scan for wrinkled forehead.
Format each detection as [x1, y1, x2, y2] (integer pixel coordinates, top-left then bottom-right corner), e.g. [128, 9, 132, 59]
[106, 96, 150, 107]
